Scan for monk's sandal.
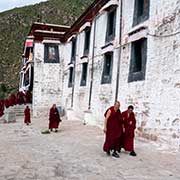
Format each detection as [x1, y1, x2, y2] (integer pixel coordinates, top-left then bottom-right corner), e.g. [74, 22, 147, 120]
[112, 151, 120, 158]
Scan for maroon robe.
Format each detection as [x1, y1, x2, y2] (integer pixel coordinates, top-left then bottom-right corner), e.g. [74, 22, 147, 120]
[4, 99, 10, 108]
[122, 110, 136, 152]
[49, 107, 61, 129]
[25, 91, 32, 104]
[24, 107, 31, 124]
[103, 106, 123, 152]
[9, 94, 16, 106]
[17, 92, 25, 105]
[0, 100, 4, 117]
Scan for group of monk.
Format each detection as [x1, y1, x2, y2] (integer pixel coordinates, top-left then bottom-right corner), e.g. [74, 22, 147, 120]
[103, 101, 136, 158]
[24, 104, 62, 132]
[24, 100, 136, 158]
[0, 91, 32, 118]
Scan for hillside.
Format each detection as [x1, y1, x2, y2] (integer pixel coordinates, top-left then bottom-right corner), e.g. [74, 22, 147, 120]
[0, 0, 94, 98]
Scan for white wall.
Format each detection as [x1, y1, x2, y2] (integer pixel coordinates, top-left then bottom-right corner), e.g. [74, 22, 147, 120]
[32, 0, 180, 150]
[33, 42, 64, 117]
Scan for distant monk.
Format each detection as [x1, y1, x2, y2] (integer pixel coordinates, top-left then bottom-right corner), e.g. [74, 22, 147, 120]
[17, 91, 25, 105]
[4, 99, 10, 108]
[0, 100, 4, 117]
[25, 91, 32, 104]
[103, 101, 123, 158]
[122, 105, 137, 156]
[24, 106, 31, 125]
[9, 94, 16, 106]
[49, 104, 61, 132]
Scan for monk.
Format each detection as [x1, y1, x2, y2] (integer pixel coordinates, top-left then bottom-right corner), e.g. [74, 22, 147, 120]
[4, 99, 10, 108]
[103, 101, 123, 158]
[9, 94, 16, 106]
[17, 91, 25, 105]
[25, 91, 32, 104]
[24, 106, 31, 125]
[122, 105, 137, 156]
[49, 104, 61, 132]
[0, 100, 4, 117]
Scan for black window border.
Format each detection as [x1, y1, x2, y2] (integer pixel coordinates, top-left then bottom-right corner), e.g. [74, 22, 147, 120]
[68, 67, 74, 88]
[128, 38, 147, 83]
[105, 7, 117, 43]
[44, 43, 60, 63]
[101, 52, 113, 84]
[83, 28, 91, 56]
[71, 38, 77, 62]
[80, 62, 88, 87]
[133, 0, 150, 27]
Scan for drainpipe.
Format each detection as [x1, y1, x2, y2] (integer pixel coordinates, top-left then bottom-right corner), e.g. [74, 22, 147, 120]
[88, 15, 97, 110]
[115, 0, 123, 101]
[71, 70, 75, 108]
[71, 36, 78, 108]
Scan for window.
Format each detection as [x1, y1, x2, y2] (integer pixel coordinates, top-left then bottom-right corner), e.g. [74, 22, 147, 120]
[84, 28, 91, 55]
[101, 52, 113, 84]
[80, 63, 88, 86]
[106, 8, 116, 43]
[128, 38, 147, 82]
[71, 38, 77, 62]
[68, 67, 74, 88]
[133, 0, 150, 26]
[24, 68, 30, 86]
[44, 44, 59, 63]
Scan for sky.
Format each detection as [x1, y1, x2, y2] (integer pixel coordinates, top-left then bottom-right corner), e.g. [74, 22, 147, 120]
[0, 0, 47, 12]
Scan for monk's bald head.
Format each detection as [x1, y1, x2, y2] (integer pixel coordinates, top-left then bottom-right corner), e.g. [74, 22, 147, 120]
[114, 101, 120, 110]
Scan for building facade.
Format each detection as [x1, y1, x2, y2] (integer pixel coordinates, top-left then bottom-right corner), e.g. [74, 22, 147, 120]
[20, 0, 180, 150]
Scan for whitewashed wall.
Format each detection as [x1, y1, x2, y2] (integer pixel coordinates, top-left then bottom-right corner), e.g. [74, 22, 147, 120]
[33, 42, 64, 117]
[118, 0, 180, 150]
[32, 0, 180, 150]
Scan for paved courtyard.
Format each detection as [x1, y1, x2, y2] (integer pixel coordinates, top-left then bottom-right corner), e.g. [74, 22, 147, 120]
[0, 117, 180, 180]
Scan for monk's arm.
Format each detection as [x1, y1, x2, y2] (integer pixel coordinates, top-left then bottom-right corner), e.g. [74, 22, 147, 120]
[103, 110, 111, 133]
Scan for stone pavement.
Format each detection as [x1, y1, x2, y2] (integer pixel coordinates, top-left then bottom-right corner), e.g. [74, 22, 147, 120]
[0, 117, 179, 180]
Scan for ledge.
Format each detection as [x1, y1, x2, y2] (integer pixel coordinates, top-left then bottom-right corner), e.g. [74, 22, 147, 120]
[128, 20, 149, 35]
[128, 27, 149, 43]
[101, 42, 114, 54]
[99, 0, 119, 13]
[42, 39, 61, 44]
[67, 34, 76, 42]
[79, 22, 91, 32]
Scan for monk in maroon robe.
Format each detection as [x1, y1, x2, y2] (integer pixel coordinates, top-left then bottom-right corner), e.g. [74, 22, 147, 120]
[122, 105, 137, 156]
[4, 99, 10, 108]
[17, 91, 25, 105]
[24, 106, 31, 125]
[49, 104, 61, 132]
[103, 101, 123, 158]
[0, 100, 4, 117]
[9, 94, 16, 106]
[25, 91, 32, 104]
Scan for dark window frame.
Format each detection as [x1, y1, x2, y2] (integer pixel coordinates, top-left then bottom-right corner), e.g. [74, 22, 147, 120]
[128, 38, 147, 83]
[68, 67, 74, 88]
[105, 7, 117, 43]
[133, 0, 150, 26]
[71, 38, 77, 62]
[101, 52, 113, 84]
[80, 62, 88, 86]
[84, 28, 91, 56]
[44, 43, 60, 63]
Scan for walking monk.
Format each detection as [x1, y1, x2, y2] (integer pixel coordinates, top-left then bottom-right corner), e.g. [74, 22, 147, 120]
[122, 105, 137, 156]
[24, 106, 31, 125]
[49, 104, 61, 132]
[103, 101, 123, 158]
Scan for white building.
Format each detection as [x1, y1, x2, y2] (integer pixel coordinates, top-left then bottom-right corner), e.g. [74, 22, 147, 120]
[20, 0, 180, 150]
